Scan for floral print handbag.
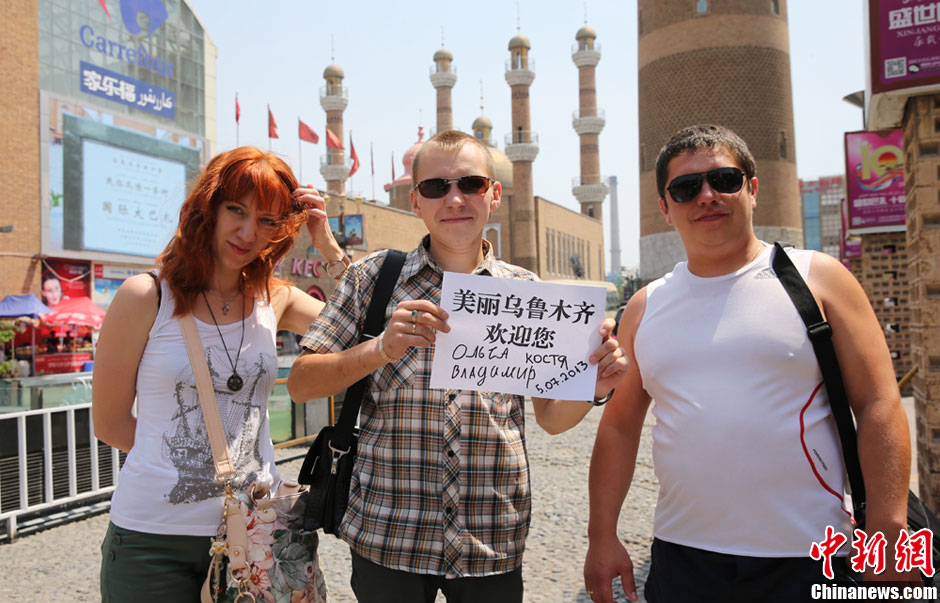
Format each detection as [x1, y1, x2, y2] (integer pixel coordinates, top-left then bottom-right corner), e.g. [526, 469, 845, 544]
[202, 480, 327, 603]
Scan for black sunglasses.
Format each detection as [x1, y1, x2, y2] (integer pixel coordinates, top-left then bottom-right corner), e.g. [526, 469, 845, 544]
[413, 175, 494, 199]
[666, 167, 745, 204]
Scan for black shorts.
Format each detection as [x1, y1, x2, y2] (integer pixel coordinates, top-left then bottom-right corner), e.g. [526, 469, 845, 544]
[644, 538, 852, 603]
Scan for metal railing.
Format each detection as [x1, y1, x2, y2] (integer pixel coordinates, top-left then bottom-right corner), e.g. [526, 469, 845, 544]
[0, 377, 334, 541]
[0, 403, 122, 541]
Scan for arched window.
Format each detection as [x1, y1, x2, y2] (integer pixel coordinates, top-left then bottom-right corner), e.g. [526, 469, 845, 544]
[771, 0, 779, 14]
[697, 0, 707, 14]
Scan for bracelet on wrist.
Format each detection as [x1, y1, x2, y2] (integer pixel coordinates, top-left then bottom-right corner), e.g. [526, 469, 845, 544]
[377, 332, 395, 364]
[326, 256, 351, 280]
[592, 389, 615, 406]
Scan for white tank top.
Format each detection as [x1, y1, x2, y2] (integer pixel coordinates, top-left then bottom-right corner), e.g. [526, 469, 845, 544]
[635, 244, 853, 556]
[109, 279, 281, 536]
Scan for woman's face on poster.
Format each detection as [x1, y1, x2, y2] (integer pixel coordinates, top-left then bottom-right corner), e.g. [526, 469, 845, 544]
[42, 278, 62, 306]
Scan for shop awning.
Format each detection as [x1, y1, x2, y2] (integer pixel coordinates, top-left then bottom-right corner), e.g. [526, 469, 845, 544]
[41, 296, 107, 329]
[0, 294, 54, 319]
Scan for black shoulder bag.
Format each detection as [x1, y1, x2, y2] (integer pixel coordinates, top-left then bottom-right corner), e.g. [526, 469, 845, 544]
[297, 249, 406, 534]
[772, 242, 940, 583]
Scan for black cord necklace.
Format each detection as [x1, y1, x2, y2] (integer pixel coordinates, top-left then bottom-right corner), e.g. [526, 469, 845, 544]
[202, 290, 246, 391]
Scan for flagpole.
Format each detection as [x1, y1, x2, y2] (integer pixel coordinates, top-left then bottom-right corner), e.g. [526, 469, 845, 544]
[235, 92, 240, 147]
[267, 104, 272, 151]
[370, 141, 375, 201]
[298, 117, 303, 185]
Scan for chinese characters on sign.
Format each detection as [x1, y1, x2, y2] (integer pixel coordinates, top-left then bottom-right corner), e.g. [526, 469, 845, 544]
[878, 1, 940, 90]
[79, 61, 175, 119]
[809, 525, 935, 579]
[430, 273, 605, 399]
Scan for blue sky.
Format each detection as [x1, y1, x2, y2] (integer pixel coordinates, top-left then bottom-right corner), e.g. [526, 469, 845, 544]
[186, 0, 866, 270]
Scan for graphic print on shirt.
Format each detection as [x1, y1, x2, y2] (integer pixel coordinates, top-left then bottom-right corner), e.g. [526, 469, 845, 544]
[161, 345, 273, 504]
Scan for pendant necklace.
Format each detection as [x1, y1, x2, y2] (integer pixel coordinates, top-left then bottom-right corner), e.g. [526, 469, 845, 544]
[205, 288, 240, 316]
[202, 291, 246, 391]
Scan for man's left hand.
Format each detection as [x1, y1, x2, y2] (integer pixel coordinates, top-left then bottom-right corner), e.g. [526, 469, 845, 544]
[588, 318, 628, 399]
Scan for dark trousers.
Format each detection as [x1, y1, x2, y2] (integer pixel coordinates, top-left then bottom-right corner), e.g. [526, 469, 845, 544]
[349, 548, 524, 603]
[100, 521, 213, 602]
[644, 538, 853, 603]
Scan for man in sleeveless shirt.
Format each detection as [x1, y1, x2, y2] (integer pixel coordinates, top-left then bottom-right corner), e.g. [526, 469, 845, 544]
[289, 130, 627, 602]
[583, 125, 916, 602]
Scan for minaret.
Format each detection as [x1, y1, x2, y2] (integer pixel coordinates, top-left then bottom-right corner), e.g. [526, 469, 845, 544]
[571, 25, 607, 222]
[320, 63, 348, 196]
[609, 175, 622, 276]
[637, 0, 800, 281]
[505, 33, 539, 272]
[430, 47, 456, 133]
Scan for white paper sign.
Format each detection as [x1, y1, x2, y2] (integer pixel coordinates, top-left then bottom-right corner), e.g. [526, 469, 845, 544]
[430, 272, 606, 399]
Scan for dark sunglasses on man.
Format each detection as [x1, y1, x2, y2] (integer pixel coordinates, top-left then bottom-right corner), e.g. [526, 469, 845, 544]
[666, 167, 745, 204]
[413, 175, 494, 199]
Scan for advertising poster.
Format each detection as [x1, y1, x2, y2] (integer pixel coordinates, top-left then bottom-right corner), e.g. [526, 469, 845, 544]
[430, 273, 605, 399]
[844, 130, 906, 234]
[41, 259, 91, 309]
[872, 0, 940, 94]
[328, 215, 365, 248]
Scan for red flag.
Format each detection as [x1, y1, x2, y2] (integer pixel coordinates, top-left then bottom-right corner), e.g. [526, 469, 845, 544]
[348, 135, 360, 178]
[325, 127, 343, 150]
[235, 94, 240, 124]
[268, 107, 278, 139]
[298, 119, 319, 143]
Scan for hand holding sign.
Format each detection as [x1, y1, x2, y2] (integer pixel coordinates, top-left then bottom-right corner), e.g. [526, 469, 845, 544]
[380, 299, 450, 361]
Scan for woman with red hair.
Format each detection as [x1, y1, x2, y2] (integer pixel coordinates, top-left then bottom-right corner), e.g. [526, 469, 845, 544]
[92, 147, 343, 601]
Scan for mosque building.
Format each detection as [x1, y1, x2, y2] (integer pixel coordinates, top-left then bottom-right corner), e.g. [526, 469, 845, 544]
[287, 27, 610, 301]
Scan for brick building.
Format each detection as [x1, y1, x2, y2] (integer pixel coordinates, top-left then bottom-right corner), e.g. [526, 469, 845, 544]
[637, 0, 802, 281]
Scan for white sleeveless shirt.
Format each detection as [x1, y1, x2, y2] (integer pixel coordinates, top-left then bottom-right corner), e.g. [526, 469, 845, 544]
[109, 279, 281, 536]
[635, 244, 853, 556]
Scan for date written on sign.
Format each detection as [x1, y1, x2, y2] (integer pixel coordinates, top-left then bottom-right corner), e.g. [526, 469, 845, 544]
[430, 272, 606, 399]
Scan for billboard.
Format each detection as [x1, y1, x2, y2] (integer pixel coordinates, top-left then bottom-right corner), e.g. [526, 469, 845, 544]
[844, 129, 906, 234]
[869, 0, 940, 95]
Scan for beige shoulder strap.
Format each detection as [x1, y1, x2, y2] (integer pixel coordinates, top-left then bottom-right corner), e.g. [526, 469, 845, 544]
[179, 314, 236, 481]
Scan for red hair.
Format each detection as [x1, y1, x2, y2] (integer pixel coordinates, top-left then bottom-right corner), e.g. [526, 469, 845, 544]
[157, 146, 307, 316]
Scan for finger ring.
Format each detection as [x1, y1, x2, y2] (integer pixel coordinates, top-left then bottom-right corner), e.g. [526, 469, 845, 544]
[411, 323, 417, 334]
[587, 590, 594, 596]
[411, 309, 418, 323]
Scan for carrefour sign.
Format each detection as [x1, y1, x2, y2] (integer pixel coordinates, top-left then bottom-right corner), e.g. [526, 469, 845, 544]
[77, 0, 176, 117]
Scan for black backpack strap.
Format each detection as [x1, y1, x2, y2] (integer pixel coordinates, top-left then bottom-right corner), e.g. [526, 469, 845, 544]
[771, 242, 867, 516]
[331, 249, 407, 449]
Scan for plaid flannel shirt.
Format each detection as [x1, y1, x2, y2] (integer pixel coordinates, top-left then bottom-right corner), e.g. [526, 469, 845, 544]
[300, 236, 537, 578]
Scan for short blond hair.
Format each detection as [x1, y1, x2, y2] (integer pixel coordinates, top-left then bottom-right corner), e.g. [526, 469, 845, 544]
[411, 130, 496, 185]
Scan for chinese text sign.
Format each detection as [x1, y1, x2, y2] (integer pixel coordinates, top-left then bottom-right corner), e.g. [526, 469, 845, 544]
[430, 273, 605, 399]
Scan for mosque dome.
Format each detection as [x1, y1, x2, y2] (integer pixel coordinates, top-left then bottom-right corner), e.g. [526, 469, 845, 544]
[508, 35, 531, 50]
[471, 116, 493, 130]
[576, 26, 597, 40]
[433, 48, 453, 61]
[490, 147, 513, 190]
[323, 64, 345, 79]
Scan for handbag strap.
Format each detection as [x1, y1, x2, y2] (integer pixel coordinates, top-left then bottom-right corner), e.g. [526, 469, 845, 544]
[179, 313, 237, 481]
[771, 242, 867, 513]
[331, 249, 407, 449]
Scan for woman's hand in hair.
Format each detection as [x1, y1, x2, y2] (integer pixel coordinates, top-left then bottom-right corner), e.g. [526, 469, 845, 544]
[293, 186, 345, 262]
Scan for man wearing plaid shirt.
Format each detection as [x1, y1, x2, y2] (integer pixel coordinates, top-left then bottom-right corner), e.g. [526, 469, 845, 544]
[289, 130, 627, 602]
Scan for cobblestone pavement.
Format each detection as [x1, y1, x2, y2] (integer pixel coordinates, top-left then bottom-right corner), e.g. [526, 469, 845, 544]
[0, 404, 657, 602]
